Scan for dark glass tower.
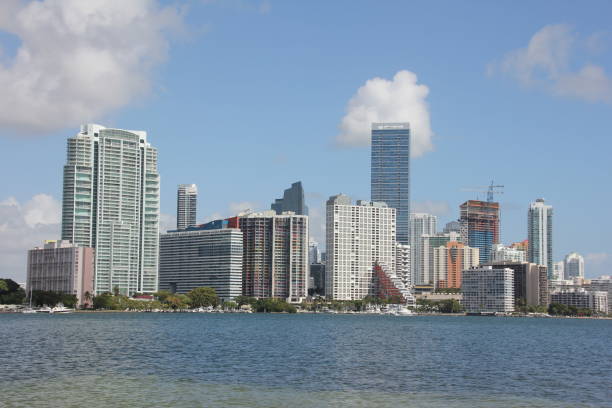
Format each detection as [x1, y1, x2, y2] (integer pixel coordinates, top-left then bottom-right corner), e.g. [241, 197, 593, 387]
[371, 123, 410, 244]
[271, 181, 308, 215]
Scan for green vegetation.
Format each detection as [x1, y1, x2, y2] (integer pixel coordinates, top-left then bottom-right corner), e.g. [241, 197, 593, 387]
[0, 279, 26, 304]
[515, 298, 548, 314]
[187, 287, 219, 308]
[548, 302, 593, 317]
[90, 287, 221, 311]
[416, 298, 464, 313]
[254, 298, 297, 313]
[299, 296, 410, 312]
[31, 291, 78, 308]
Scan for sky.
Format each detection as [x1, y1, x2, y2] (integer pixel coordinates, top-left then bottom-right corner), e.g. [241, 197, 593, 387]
[0, 0, 611, 281]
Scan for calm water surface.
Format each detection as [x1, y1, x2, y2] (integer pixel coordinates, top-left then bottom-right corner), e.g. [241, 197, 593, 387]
[1, 313, 610, 407]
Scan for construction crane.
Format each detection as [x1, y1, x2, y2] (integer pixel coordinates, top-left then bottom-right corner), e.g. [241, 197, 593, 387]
[461, 180, 504, 202]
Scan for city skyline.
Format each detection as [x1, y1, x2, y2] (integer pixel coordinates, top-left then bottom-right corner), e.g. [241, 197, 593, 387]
[1, 1, 611, 281]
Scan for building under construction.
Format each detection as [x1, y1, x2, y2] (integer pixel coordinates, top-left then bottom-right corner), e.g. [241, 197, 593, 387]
[459, 200, 500, 264]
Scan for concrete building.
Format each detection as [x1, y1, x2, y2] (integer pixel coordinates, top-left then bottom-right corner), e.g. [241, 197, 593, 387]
[528, 198, 553, 278]
[309, 240, 320, 264]
[586, 276, 611, 314]
[410, 213, 437, 285]
[309, 263, 325, 296]
[325, 194, 396, 301]
[462, 266, 514, 314]
[487, 261, 548, 307]
[490, 243, 526, 263]
[177, 184, 197, 230]
[433, 241, 479, 289]
[396, 244, 411, 287]
[551, 288, 608, 314]
[271, 181, 308, 215]
[564, 252, 584, 279]
[61, 124, 160, 296]
[239, 211, 308, 303]
[419, 232, 460, 286]
[443, 221, 461, 234]
[552, 261, 565, 281]
[459, 200, 500, 264]
[26, 240, 94, 307]
[371, 123, 410, 245]
[159, 223, 243, 301]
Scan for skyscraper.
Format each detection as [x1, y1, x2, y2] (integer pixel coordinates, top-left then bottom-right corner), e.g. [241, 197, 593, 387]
[462, 266, 515, 314]
[459, 200, 500, 264]
[371, 122, 410, 245]
[433, 241, 479, 289]
[271, 181, 308, 215]
[564, 252, 584, 279]
[528, 198, 553, 278]
[61, 124, 160, 295]
[409, 213, 437, 285]
[177, 184, 197, 230]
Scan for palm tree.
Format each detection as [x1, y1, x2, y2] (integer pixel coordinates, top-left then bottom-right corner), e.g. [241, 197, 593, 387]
[83, 291, 92, 309]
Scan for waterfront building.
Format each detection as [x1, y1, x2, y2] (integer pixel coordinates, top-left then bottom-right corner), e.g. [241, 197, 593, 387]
[325, 194, 396, 301]
[410, 213, 437, 285]
[177, 184, 198, 230]
[552, 261, 565, 281]
[371, 123, 410, 245]
[486, 261, 548, 307]
[26, 240, 94, 307]
[433, 242, 479, 289]
[551, 289, 608, 314]
[462, 266, 514, 314]
[159, 223, 243, 301]
[586, 276, 612, 314]
[564, 252, 584, 279]
[271, 181, 308, 215]
[239, 211, 308, 303]
[490, 243, 526, 263]
[419, 231, 460, 286]
[459, 200, 500, 264]
[396, 244, 411, 287]
[309, 263, 325, 296]
[372, 264, 416, 306]
[528, 198, 553, 278]
[61, 124, 160, 296]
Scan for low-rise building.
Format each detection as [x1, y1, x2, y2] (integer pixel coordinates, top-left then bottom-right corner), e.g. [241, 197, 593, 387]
[551, 288, 608, 314]
[461, 266, 514, 314]
[586, 276, 612, 314]
[489, 244, 526, 263]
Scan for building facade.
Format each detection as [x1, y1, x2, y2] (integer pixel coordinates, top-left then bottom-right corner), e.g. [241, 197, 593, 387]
[551, 289, 608, 314]
[587, 277, 612, 314]
[462, 266, 514, 314]
[159, 225, 243, 301]
[490, 243, 526, 263]
[396, 244, 411, 287]
[419, 232, 460, 286]
[410, 213, 437, 285]
[459, 200, 500, 264]
[371, 123, 410, 245]
[177, 184, 198, 230]
[487, 261, 548, 307]
[26, 240, 94, 307]
[271, 181, 308, 215]
[552, 261, 565, 281]
[61, 124, 160, 296]
[433, 241, 479, 289]
[528, 198, 553, 278]
[325, 194, 396, 300]
[309, 263, 326, 296]
[564, 252, 584, 279]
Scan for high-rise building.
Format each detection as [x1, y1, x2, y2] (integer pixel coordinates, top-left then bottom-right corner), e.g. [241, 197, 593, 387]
[410, 213, 437, 285]
[528, 198, 553, 278]
[239, 211, 308, 302]
[396, 244, 411, 287]
[443, 221, 461, 234]
[462, 266, 514, 314]
[419, 231, 460, 285]
[309, 240, 320, 264]
[433, 241, 479, 289]
[371, 123, 410, 245]
[564, 252, 584, 279]
[490, 243, 526, 263]
[271, 181, 308, 215]
[177, 184, 197, 230]
[459, 200, 500, 264]
[158, 222, 243, 301]
[61, 124, 160, 296]
[325, 194, 396, 300]
[27, 240, 95, 307]
[552, 261, 565, 281]
[486, 261, 548, 307]
[309, 263, 326, 296]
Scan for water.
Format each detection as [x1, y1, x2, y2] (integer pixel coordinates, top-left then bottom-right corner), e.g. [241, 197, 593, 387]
[1, 313, 610, 407]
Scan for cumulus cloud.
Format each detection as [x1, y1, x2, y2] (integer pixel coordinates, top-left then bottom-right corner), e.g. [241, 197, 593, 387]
[336, 70, 434, 157]
[0, 194, 61, 281]
[412, 200, 451, 217]
[0, 0, 183, 134]
[489, 24, 612, 102]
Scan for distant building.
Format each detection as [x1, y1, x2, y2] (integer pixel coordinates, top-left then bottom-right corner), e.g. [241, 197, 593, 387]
[177, 184, 198, 230]
[551, 289, 607, 314]
[564, 252, 584, 279]
[410, 213, 437, 285]
[27, 240, 94, 307]
[309, 240, 320, 264]
[443, 221, 461, 234]
[371, 123, 410, 245]
[419, 232, 460, 285]
[239, 211, 308, 302]
[271, 181, 308, 215]
[433, 241, 479, 289]
[552, 261, 565, 281]
[159, 223, 243, 301]
[486, 261, 548, 307]
[528, 198, 553, 278]
[462, 266, 514, 314]
[586, 277, 612, 314]
[510, 239, 529, 254]
[309, 263, 325, 296]
[396, 244, 411, 287]
[459, 200, 500, 264]
[325, 194, 396, 300]
[490, 243, 526, 263]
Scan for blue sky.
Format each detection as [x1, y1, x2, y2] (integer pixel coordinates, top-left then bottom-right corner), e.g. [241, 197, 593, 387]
[1, 0, 611, 280]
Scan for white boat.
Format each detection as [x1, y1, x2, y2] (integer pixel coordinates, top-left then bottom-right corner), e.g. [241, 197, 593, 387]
[396, 307, 414, 316]
[21, 308, 37, 314]
[52, 304, 74, 314]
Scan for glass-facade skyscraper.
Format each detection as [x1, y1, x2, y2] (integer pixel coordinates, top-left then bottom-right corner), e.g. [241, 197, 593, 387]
[271, 181, 308, 215]
[61, 124, 160, 296]
[371, 123, 410, 245]
[177, 184, 197, 230]
[528, 198, 553, 278]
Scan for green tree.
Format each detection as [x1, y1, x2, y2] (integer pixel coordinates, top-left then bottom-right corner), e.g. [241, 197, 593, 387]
[234, 296, 257, 307]
[0, 279, 26, 304]
[0, 280, 8, 292]
[154, 290, 173, 302]
[187, 287, 220, 308]
[92, 293, 114, 310]
[224, 301, 238, 310]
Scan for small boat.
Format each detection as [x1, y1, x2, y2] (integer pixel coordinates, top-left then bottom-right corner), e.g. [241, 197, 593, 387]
[21, 308, 37, 314]
[52, 304, 74, 314]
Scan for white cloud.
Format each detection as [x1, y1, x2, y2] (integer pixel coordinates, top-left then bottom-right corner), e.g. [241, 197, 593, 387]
[490, 24, 612, 102]
[0, 194, 61, 282]
[228, 201, 259, 215]
[159, 212, 177, 233]
[584, 252, 611, 278]
[0, 0, 183, 134]
[336, 70, 434, 157]
[412, 200, 450, 217]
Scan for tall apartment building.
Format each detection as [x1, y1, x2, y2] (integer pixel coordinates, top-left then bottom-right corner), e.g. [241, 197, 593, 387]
[551, 289, 608, 314]
[564, 252, 584, 279]
[271, 181, 308, 215]
[396, 244, 411, 287]
[27, 240, 94, 307]
[487, 261, 548, 307]
[459, 200, 500, 264]
[325, 194, 396, 300]
[177, 184, 198, 230]
[61, 124, 160, 295]
[528, 198, 553, 278]
[371, 123, 410, 245]
[552, 261, 565, 281]
[462, 266, 514, 314]
[419, 231, 460, 285]
[587, 277, 612, 314]
[410, 213, 437, 285]
[239, 211, 308, 302]
[490, 243, 526, 263]
[433, 241, 479, 289]
[159, 222, 243, 301]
